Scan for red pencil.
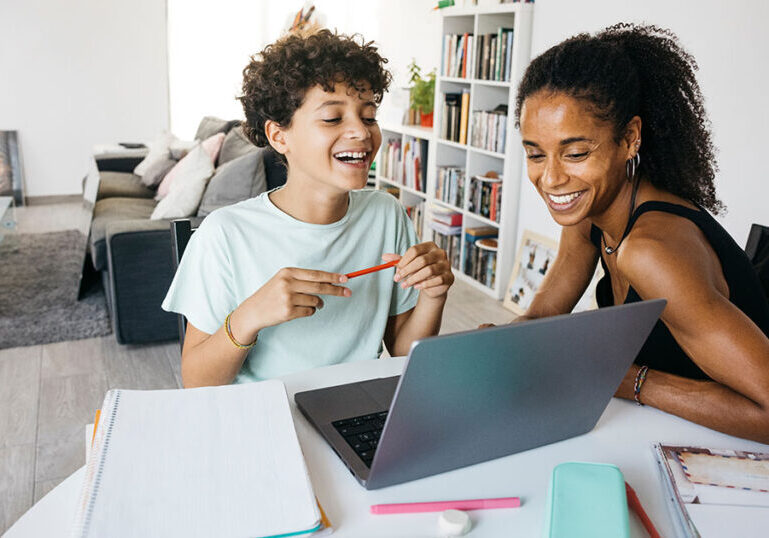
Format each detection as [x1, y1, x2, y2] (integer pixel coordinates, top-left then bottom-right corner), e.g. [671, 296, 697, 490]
[625, 482, 660, 538]
[345, 259, 399, 279]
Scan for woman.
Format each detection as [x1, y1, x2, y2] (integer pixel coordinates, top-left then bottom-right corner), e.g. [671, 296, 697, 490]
[510, 24, 769, 443]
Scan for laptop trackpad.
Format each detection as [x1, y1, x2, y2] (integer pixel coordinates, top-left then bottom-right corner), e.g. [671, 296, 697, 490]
[295, 376, 400, 425]
[358, 376, 400, 409]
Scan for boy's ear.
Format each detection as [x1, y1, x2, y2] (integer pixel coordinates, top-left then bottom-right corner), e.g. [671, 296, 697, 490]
[264, 120, 288, 156]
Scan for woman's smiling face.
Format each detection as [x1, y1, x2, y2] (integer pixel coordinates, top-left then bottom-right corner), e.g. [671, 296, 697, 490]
[519, 91, 633, 227]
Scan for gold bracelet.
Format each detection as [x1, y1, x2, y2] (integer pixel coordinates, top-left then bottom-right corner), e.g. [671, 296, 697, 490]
[224, 311, 257, 350]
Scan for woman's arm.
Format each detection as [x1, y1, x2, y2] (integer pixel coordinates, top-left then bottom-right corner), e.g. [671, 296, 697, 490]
[181, 268, 350, 387]
[521, 220, 600, 320]
[615, 222, 769, 443]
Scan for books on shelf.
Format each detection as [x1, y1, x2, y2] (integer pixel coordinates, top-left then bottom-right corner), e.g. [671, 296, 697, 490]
[441, 90, 470, 144]
[380, 137, 428, 193]
[405, 200, 425, 238]
[432, 207, 463, 227]
[464, 226, 498, 288]
[380, 139, 402, 183]
[470, 104, 507, 153]
[73, 381, 327, 538]
[436, 166, 465, 209]
[474, 28, 514, 82]
[442, 32, 474, 79]
[468, 174, 503, 222]
[402, 137, 428, 192]
[653, 443, 769, 538]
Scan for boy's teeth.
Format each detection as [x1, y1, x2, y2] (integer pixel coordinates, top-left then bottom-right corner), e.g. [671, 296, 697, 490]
[548, 192, 582, 204]
[334, 151, 367, 160]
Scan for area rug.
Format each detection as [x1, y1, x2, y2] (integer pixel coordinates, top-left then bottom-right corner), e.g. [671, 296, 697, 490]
[0, 230, 111, 349]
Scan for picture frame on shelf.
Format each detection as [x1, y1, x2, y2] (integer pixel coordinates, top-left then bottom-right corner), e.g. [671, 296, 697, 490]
[0, 130, 25, 206]
[503, 229, 558, 314]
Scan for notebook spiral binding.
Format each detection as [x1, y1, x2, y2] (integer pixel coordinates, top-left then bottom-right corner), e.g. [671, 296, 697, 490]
[73, 390, 122, 538]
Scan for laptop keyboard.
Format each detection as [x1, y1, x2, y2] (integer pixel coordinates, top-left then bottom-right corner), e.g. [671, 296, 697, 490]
[332, 411, 388, 467]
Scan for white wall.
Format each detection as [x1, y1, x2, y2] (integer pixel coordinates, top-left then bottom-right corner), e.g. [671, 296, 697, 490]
[516, 0, 769, 247]
[168, 0, 441, 139]
[0, 0, 169, 198]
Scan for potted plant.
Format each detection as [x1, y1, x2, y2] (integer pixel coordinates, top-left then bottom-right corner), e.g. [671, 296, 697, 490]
[407, 60, 436, 128]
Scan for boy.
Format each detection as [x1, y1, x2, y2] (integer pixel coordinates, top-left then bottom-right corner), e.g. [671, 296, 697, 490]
[163, 30, 454, 387]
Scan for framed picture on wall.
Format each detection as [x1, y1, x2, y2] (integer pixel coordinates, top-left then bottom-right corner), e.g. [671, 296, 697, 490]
[0, 131, 25, 205]
[503, 229, 558, 315]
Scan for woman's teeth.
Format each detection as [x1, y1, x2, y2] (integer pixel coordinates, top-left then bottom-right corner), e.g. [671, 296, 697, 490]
[548, 191, 582, 204]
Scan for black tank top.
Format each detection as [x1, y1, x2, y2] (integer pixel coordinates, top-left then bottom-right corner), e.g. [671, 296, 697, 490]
[590, 201, 769, 379]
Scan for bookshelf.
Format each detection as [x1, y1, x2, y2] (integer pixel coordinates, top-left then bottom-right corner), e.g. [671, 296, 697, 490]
[375, 3, 533, 300]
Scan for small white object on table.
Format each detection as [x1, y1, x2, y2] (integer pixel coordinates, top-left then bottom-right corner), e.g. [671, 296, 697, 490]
[5, 357, 768, 537]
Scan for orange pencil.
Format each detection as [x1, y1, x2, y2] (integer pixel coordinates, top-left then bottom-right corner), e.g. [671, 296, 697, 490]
[346, 259, 399, 279]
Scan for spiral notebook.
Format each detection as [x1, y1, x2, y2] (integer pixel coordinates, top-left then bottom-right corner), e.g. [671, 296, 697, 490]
[72, 380, 323, 538]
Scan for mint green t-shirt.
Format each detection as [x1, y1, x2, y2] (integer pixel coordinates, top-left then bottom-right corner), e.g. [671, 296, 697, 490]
[162, 189, 419, 382]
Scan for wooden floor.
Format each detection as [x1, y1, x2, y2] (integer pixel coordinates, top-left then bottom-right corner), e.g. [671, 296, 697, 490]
[0, 201, 514, 534]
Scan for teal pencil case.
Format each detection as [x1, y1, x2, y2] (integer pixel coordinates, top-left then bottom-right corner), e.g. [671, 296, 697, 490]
[543, 462, 630, 538]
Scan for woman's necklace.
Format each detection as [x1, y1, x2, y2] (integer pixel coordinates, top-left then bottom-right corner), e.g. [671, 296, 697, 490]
[601, 176, 640, 255]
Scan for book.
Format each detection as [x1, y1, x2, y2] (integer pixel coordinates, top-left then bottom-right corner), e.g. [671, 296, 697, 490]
[429, 219, 462, 236]
[653, 443, 769, 538]
[432, 208, 462, 226]
[459, 90, 470, 145]
[74, 381, 324, 538]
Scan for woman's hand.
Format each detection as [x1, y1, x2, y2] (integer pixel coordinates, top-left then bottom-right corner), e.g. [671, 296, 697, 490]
[383, 242, 455, 299]
[231, 268, 351, 343]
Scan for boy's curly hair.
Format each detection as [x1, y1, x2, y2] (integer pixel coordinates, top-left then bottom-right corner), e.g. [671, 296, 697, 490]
[515, 23, 722, 213]
[239, 29, 391, 156]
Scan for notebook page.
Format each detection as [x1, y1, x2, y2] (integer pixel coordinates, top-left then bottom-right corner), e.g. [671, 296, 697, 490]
[73, 380, 319, 538]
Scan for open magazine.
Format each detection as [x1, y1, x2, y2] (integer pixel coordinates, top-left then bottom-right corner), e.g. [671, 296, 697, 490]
[652, 444, 769, 538]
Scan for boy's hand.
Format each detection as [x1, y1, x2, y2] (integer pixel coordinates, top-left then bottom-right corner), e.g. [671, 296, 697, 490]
[384, 242, 455, 299]
[236, 268, 350, 340]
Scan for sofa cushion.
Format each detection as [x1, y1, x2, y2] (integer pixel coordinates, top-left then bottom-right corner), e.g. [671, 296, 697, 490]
[141, 157, 177, 188]
[198, 150, 267, 217]
[151, 144, 215, 220]
[97, 171, 155, 200]
[89, 197, 157, 271]
[133, 131, 176, 177]
[156, 133, 224, 200]
[194, 116, 239, 141]
[218, 126, 258, 166]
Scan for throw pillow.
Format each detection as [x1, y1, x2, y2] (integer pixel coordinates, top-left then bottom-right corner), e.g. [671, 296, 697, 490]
[156, 133, 224, 200]
[197, 149, 267, 217]
[169, 139, 196, 160]
[133, 131, 177, 177]
[140, 157, 177, 188]
[194, 116, 239, 141]
[218, 126, 258, 166]
[150, 145, 215, 220]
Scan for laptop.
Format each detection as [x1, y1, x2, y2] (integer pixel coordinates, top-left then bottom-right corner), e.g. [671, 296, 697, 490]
[295, 300, 665, 490]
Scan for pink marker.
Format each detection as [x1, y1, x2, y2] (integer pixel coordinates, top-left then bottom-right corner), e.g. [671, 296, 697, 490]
[370, 496, 521, 515]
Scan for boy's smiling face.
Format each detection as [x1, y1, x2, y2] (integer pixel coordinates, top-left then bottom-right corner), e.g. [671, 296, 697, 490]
[272, 82, 381, 195]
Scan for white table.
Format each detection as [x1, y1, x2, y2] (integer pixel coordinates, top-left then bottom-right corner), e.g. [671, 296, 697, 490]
[5, 357, 769, 537]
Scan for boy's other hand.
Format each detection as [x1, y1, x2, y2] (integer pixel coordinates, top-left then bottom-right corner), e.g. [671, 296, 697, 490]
[241, 268, 350, 335]
[384, 242, 455, 299]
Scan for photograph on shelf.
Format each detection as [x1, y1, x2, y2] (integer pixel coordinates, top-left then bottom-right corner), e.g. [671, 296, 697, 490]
[503, 229, 558, 314]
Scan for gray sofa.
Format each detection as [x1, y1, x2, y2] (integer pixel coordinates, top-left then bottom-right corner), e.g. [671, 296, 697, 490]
[89, 117, 286, 344]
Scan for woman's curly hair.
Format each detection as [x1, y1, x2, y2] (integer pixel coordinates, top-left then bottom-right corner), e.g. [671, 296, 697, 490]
[515, 23, 722, 213]
[239, 29, 391, 161]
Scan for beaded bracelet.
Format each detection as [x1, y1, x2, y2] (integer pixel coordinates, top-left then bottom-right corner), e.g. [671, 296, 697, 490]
[633, 365, 649, 406]
[224, 311, 257, 350]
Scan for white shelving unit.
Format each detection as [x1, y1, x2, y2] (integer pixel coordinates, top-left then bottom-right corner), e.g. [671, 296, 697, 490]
[374, 3, 533, 300]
